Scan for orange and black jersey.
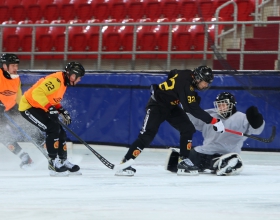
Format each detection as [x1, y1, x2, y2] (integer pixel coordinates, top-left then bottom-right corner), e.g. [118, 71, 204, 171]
[153, 69, 213, 124]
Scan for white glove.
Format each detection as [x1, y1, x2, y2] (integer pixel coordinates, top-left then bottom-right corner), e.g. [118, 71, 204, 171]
[212, 119, 225, 133]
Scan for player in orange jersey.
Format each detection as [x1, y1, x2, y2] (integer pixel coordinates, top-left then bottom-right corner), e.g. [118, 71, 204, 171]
[19, 62, 85, 177]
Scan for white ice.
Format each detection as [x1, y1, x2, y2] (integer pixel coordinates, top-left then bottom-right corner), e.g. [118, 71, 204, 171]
[0, 143, 280, 220]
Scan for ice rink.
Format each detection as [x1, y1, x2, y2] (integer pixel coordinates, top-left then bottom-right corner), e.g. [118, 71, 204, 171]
[0, 143, 280, 220]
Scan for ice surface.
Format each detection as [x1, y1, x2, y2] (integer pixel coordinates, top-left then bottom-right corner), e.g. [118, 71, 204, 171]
[0, 143, 280, 220]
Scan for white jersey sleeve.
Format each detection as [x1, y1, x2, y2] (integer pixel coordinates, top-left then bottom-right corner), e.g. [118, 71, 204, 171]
[188, 108, 265, 155]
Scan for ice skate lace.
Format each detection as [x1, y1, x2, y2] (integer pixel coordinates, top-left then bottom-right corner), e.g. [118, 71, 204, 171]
[54, 158, 64, 168]
[62, 159, 74, 169]
[183, 158, 194, 166]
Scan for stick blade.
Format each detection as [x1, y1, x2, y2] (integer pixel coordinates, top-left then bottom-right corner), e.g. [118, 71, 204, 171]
[113, 159, 134, 171]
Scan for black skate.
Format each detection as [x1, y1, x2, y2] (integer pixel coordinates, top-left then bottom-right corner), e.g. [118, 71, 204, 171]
[19, 152, 34, 170]
[61, 159, 82, 175]
[177, 157, 199, 176]
[48, 158, 68, 177]
[115, 158, 136, 176]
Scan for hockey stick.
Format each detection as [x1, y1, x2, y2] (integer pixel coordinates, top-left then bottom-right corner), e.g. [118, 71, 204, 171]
[3, 112, 48, 158]
[225, 126, 276, 143]
[58, 120, 134, 170]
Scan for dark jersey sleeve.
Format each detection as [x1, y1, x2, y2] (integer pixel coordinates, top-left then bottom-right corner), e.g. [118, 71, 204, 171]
[178, 81, 213, 124]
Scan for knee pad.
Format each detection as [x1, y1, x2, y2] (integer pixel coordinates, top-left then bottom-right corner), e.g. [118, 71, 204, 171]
[213, 153, 243, 176]
[165, 148, 179, 173]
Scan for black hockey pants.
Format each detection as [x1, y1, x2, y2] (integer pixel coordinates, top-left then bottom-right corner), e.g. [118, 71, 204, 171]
[125, 98, 196, 160]
[20, 108, 68, 160]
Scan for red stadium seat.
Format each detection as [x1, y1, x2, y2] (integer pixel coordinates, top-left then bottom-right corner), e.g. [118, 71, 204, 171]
[9, 0, 25, 22]
[16, 20, 33, 59]
[118, 18, 135, 59]
[92, 0, 111, 21]
[197, 0, 217, 19]
[49, 20, 66, 59]
[127, 0, 146, 20]
[171, 18, 193, 59]
[84, 19, 101, 59]
[68, 20, 88, 59]
[161, 0, 180, 20]
[145, 0, 163, 20]
[35, 20, 53, 59]
[153, 18, 172, 59]
[178, 0, 197, 19]
[215, 0, 234, 21]
[102, 19, 122, 59]
[135, 18, 157, 59]
[0, 1, 10, 23]
[110, 0, 128, 21]
[60, 0, 77, 22]
[189, 17, 208, 59]
[23, 0, 42, 22]
[40, 0, 61, 21]
[2, 20, 19, 53]
[75, 0, 95, 21]
[235, 0, 255, 21]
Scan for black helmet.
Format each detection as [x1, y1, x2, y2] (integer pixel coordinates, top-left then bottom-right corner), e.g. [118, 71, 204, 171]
[1, 54, 20, 66]
[65, 62, 85, 78]
[63, 62, 85, 86]
[193, 65, 213, 84]
[214, 92, 237, 119]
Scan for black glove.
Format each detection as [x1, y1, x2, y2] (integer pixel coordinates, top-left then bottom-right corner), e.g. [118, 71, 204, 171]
[58, 107, 71, 125]
[246, 106, 263, 129]
[48, 106, 59, 121]
[0, 101, 5, 117]
[194, 92, 201, 105]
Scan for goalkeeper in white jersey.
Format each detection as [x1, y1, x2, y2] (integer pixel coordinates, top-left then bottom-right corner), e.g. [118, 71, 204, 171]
[166, 92, 265, 176]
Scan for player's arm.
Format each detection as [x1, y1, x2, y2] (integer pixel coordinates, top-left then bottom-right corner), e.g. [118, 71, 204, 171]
[31, 77, 61, 109]
[245, 106, 265, 135]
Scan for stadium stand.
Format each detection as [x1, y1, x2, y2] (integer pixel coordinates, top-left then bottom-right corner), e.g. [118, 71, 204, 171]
[0, 0, 279, 70]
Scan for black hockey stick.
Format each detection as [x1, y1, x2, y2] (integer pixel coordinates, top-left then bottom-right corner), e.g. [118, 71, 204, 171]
[225, 126, 276, 143]
[3, 112, 48, 158]
[58, 120, 134, 170]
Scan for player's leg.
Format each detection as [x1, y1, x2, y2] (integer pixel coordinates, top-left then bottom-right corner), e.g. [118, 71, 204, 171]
[115, 98, 167, 176]
[20, 108, 68, 176]
[212, 153, 243, 176]
[166, 106, 198, 176]
[57, 126, 81, 175]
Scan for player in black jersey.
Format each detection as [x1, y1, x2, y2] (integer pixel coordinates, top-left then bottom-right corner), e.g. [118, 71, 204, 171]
[115, 66, 225, 176]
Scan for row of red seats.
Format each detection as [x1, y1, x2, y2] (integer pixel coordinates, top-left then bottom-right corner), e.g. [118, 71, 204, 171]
[0, 0, 256, 23]
[2, 17, 224, 60]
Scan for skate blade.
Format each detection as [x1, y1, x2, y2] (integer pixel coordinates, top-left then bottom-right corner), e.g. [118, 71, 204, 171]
[216, 158, 239, 176]
[68, 171, 82, 176]
[115, 170, 135, 177]
[49, 170, 69, 177]
[177, 169, 199, 176]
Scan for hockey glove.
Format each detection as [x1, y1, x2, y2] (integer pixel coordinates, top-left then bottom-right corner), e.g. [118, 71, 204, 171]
[0, 101, 5, 117]
[48, 106, 59, 122]
[58, 107, 71, 125]
[211, 118, 225, 133]
[246, 106, 263, 129]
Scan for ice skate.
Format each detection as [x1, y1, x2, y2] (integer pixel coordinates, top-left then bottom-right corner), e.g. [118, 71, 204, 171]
[115, 158, 136, 176]
[19, 152, 34, 170]
[48, 158, 69, 177]
[177, 157, 199, 176]
[61, 159, 82, 175]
